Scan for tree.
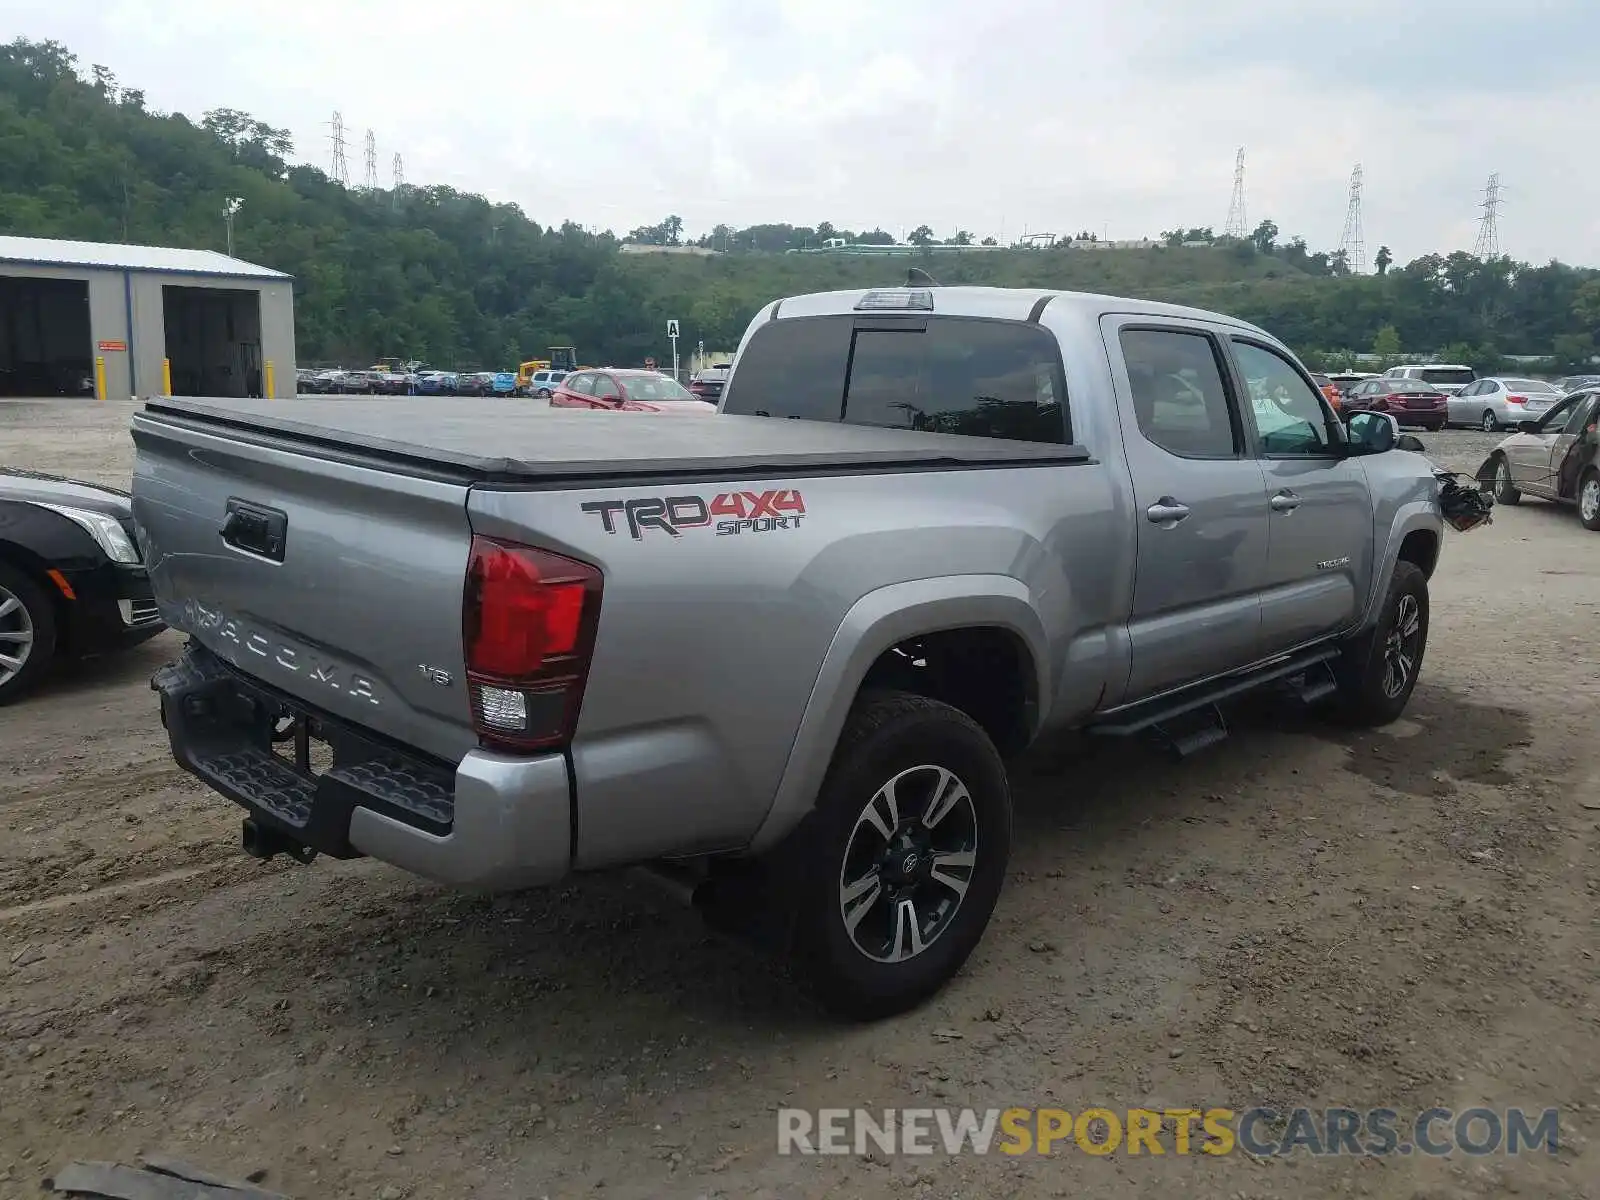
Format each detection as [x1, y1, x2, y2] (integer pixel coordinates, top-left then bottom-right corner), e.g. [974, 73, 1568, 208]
[949, 230, 973, 246]
[1372, 325, 1402, 364]
[1374, 245, 1393, 276]
[1250, 219, 1278, 255]
[1329, 249, 1351, 277]
[980, 236, 997, 246]
[908, 225, 935, 246]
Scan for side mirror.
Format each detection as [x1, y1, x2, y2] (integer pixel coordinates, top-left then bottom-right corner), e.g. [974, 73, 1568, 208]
[1345, 410, 1399, 455]
[1396, 433, 1427, 453]
[1516, 419, 1542, 433]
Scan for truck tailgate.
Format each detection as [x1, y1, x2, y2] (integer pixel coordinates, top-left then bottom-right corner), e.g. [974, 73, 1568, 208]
[131, 409, 478, 763]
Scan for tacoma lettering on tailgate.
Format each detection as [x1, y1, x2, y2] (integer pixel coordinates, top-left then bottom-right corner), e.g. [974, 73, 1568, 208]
[581, 489, 806, 540]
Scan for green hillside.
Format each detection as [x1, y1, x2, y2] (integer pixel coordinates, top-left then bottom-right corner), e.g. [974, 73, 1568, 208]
[3, 37, 1599, 372]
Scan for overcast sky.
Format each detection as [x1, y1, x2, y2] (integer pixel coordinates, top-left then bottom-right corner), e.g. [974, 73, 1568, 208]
[8, 0, 1599, 265]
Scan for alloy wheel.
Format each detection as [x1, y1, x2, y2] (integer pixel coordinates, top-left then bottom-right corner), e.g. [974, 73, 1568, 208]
[1381, 593, 1422, 699]
[1581, 478, 1600, 525]
[1481, 410, 1497, 432]
[837, 765, 979, 964]
[0, 584, 35, 688]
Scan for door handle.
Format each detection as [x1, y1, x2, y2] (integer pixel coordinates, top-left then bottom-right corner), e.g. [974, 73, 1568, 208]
[1270, 490, 1302, 513]
[1145, 498, 1191, 525]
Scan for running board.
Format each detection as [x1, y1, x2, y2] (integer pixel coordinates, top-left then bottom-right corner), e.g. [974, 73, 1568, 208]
[1090, 646, 1342, 739]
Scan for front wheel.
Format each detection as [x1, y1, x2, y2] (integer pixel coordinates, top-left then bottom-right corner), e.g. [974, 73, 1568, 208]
[1328, 561, 1429, 727]
[1481, 409, 1500, 432]
[0, 563, 57, 705]
[1579, 469, 1600, 531]
[536, 388, 552, 398]
[790, 691, 1011, 1019]
[1491, 455, 1521, 505]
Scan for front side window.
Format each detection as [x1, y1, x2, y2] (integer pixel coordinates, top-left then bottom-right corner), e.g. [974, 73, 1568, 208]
[1232, 340, 1336, 457]
[621, 375, 696, 402]
[593, 376, 622, 400]
[1119, 328, 1238, 458]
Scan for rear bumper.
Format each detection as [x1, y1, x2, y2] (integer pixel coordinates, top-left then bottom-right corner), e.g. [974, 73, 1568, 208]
[152, 643, 573, 891]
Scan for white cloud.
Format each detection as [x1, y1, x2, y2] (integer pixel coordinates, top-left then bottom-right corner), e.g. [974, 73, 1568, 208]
[5, 0, 1598, 263]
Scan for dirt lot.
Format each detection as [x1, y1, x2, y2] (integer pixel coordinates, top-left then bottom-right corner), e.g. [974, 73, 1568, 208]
[2, 400, 1597, 1200]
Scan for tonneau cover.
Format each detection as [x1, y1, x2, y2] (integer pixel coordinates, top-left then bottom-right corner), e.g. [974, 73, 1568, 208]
[138, 397, 1089, 484]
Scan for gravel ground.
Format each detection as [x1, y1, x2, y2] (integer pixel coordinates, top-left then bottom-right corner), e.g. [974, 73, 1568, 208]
[2, 401, 1596, 1200]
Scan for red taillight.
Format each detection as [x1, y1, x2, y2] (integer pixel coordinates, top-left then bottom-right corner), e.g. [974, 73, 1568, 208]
[463, 535, 602, 752]
[1506, 395, 1526, 405]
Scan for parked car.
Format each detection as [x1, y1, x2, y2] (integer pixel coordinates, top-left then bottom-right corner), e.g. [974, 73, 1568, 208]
[689, 365, 733, 403]
[550, 369, 717, 413]
[417, 371, 458, 396]
[373, 371, 409, 396]
[1382, 363, 1476, 396]
[524, 369, 567, 398]
[1480, 387, 1600, 529]
[1341, 378, 1449, 430]
[1447, 376, 1563, 431]
[492, 371, 518, 396]
[1554, 374, 1600, 393]
[0, 468, 166, 703]
[458, 371, 497, 397]
[1325, 371, 1378, 398]
[131, 285, 1445, 1018]
[1310, 373, 1343, 411]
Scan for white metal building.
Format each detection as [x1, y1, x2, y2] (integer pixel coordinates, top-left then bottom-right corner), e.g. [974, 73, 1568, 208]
[0, 235, 297, 401]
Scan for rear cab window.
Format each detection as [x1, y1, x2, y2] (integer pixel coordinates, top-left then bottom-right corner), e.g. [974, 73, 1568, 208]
[1420, 367, 1475, 387]
[722, 315, 1070, 443]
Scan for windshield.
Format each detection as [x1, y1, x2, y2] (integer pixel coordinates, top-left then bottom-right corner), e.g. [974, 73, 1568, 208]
[1504, 378, 1557, 393]
[1420, 367, 1475, 385]
[621, 375, 696, 401]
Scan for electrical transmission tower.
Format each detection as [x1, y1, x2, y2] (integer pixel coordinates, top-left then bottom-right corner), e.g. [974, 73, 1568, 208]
[391, 153, 405, 210]
[364, 129, 378, 190]
[329, 111, 350, 186]
[1473, 173, 1503, 259]
[1338, 163, 1366, 275]
[1223, 147, 1248, 239]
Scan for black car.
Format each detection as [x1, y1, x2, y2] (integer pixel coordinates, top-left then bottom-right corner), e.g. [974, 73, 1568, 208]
[0, 469, 166, 703]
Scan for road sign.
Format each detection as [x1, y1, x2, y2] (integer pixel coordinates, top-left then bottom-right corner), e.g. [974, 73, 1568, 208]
[666, 319, 680, 338]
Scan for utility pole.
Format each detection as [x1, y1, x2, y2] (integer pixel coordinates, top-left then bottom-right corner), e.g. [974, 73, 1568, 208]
[1338, 164, 1366, 275]
[223, 197, 244, 257]
[1223, 147, 1248, 239]
[1473, 173, 1503, 259]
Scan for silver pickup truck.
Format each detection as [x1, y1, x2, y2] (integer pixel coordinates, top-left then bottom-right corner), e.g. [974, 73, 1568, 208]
[131, 285, 1444, 1017]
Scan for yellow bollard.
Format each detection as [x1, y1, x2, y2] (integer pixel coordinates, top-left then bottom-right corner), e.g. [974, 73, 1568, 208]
[162, 358, 172, 395]
[94, 356, 106, 401]
[264, 360, 275, 399]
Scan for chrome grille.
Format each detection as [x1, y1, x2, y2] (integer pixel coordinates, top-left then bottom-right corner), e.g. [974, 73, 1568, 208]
[119, 598, 162, 626]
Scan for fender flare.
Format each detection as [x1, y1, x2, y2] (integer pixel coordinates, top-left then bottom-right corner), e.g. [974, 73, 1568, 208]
[1356, 504, 1442, 631]
[746, 574, 1049, 853]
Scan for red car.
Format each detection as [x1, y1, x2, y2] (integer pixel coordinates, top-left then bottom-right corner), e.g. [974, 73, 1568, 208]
[549, 369, 717, 413]
[1340, 378, 1450, 431]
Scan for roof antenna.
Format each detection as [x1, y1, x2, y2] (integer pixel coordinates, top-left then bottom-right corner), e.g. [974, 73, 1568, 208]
[906, 266, 940, 287]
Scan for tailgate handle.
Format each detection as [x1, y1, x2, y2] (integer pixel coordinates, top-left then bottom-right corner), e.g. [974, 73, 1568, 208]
[221, 499, 287, 562]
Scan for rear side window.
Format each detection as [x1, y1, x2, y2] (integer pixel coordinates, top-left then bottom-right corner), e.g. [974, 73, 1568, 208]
[1119, 328, 1238, 458]
[723, 315, 1069, 443]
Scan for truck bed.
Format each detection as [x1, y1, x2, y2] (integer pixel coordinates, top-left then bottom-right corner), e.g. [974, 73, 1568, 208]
[138, 397, 1090, 485]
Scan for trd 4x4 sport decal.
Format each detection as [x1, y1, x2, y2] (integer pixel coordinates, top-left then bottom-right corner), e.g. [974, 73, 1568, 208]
[581, 489, 806, 540]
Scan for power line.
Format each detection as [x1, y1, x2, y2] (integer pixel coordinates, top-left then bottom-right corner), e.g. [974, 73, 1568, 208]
[1223, 147, 1248, 239]
[363, 129, 378, 190]
[329, 110, 349, 186]
[1473, 173, 1503, 259]
[1338, 163, 1366, 275]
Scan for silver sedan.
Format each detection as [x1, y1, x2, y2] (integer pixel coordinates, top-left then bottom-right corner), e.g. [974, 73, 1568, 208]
[1481, 388, 1600, 530]
[1447, 376, 1563, 431]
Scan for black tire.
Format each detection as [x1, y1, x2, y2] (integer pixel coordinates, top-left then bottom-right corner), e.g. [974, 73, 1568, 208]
[1579, 468, 1600, 532]
[536, 388, 552, 398]
[1481, 409, 1500, 433]
[788, 690, 1011, 1020]
[1328, 561, 1429, 727]
[0, 561, 57, 706]
[1490, 454, 1521, 505]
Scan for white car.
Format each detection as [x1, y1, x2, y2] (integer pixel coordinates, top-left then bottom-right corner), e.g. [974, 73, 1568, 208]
[1447, 377, 1563, 431]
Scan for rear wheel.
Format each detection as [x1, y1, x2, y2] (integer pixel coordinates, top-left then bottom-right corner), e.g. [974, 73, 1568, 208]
[0, 562, 56, 705]
[1491, 455, 1521, 505]
[1328, 561, 1428, 727]
[790, 691, 1011, 1019]
[1579, 469, 1600, 531]
[1481, 409, 1500, 432]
